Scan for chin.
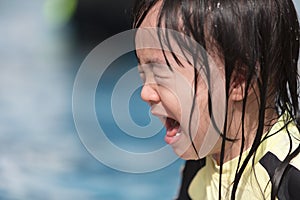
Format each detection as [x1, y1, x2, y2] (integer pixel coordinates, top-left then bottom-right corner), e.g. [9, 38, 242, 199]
[173, 147, 200, 160]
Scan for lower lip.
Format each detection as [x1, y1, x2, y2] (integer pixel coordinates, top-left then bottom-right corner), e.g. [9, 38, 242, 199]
[164, 133, 182, 145]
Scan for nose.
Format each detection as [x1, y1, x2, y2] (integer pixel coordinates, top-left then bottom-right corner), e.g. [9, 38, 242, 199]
[140, 84, 160, 104]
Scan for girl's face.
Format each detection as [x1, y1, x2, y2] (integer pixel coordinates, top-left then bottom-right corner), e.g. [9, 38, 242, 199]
[137, 50, 211, 159]
[135, 3, 225, 160]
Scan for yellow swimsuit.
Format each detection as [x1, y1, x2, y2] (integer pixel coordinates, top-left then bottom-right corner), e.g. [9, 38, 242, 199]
[183, 114, 300, 199]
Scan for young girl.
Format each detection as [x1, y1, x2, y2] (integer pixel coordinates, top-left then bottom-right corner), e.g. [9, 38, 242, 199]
[133, 0, 300, 199]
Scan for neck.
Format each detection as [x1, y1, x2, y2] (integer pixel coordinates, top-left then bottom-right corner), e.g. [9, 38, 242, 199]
[212, 100, 278, 165]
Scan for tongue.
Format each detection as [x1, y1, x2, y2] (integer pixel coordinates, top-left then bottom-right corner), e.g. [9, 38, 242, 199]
[166, 118, 180, 137]
[167, 128, 179, 137]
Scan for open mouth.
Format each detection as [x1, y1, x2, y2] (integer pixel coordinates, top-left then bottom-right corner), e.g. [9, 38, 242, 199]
[164, 117, 182, 144]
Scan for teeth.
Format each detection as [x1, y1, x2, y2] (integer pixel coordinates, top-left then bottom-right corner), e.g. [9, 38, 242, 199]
[175, 133, 181, 136]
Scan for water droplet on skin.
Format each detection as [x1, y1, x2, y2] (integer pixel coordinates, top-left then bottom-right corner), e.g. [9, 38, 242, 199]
[217, 2, 221, 8]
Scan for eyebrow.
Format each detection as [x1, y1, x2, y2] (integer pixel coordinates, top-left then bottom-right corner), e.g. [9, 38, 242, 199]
[137, 57, 166, 65]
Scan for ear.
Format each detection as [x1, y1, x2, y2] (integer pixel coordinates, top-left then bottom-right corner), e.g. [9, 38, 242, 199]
[229, 75, 256, 102]
[229, 62, 260, 102]
[229, 70, 248, 102]
[230, 81, 246, 102]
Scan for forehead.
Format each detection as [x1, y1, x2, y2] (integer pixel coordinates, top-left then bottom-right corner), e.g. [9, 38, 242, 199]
[135, 1, 163, 56]
[139, 1, 162, 28]
[135, 1, 192, 65]
[135, 1, 222, 70]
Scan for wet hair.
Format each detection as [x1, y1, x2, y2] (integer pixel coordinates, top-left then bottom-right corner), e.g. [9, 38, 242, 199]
[133, 0, 300, 199]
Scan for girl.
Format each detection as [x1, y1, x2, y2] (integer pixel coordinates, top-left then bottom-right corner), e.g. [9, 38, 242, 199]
[134, 0, 300, 199]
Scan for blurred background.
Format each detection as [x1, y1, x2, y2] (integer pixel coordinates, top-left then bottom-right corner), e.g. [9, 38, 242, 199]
[0, 0, 183, 199]
[0, 1, 299, 200]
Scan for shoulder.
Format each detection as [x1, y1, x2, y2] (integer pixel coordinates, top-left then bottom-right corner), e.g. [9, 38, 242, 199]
[175, 159, 206, 200]
[259, 151, 300, 200]
[258, 117, 300, 199]
[285, 160, 300, 200]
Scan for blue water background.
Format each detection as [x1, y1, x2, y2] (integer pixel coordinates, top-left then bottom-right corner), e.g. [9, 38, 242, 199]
[0, 1, 184, 199]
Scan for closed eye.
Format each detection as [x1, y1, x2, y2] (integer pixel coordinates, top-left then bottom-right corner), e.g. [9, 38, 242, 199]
[152, 64, 172, 79]
[153, 73, 169, 79]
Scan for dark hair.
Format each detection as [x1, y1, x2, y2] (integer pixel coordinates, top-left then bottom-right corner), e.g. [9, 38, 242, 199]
[133, 0, 300, 199]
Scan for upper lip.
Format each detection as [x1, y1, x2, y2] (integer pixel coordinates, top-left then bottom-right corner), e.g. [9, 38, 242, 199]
[150, 105, 167, 118]
[151, 110, 166, 118]
[150, 104, 179, 124]
[150, 109, 172, 120]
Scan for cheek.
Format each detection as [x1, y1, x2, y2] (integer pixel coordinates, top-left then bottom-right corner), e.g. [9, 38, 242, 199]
[156, 71, 196, 119]
[195, 78, 210, 120]
[186, 79, 214, 155]
[194, 85, 210, 136]
[157, 86, 181, 115]
[193, 80, 224, 158]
